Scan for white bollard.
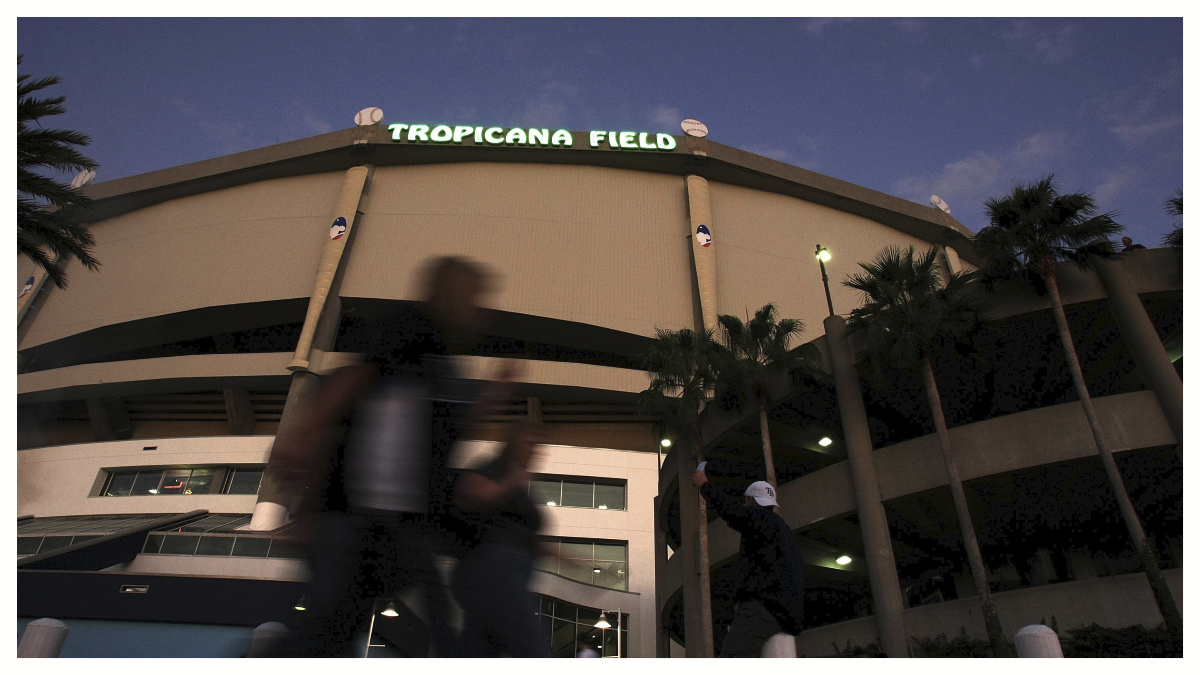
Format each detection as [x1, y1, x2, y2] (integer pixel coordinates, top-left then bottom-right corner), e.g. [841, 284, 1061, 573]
[17, 618, 70, 658]
[1014, 624, 1063, 658]
[761, 632, 797, 657]
[246, 621, 290, 657]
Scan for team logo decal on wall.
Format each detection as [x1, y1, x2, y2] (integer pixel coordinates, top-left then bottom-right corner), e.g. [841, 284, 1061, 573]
[696, 224, 712, 247]
[329, 217, 348, 240]
[18, 275, 34, 299]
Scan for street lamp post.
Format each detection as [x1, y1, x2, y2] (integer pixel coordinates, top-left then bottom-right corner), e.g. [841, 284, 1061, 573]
[595, 607, 622, 658]
[816, 244, 835, 317]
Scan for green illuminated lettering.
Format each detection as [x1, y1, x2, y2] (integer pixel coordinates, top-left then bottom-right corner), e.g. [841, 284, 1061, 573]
[589, 131, 606, 148]
[619, 131, 636, 149]
[453, 126, 474, 143]
[388, 123, 409, 141]
[608, 131, 617, 147]
[430, 125, 453, 142]
[551, 130, 573, 146]
[505, 128, 527, 144]
[475, 127, 484, 143]
[528, 128, 549, 145]
[484, 127, 505, 144]
[657, 133, 677, 150]
[638, 132, 656, 150]
[408, 125, 430, 142]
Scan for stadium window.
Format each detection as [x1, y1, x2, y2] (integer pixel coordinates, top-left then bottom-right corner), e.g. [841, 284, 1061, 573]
[98, 466, 263, 496]
[536, 537, 628, 591]
[528, 476, 626, 510]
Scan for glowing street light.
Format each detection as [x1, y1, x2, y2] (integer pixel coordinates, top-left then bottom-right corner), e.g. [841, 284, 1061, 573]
[815, 244, 835, 317]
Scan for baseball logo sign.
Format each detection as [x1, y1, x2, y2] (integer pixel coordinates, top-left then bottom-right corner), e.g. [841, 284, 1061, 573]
[696, 224, 712, 247]
[329, 216, 348, 240]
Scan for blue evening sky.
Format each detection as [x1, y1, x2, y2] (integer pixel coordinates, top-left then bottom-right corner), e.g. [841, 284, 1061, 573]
[16, 13, 1186, 249]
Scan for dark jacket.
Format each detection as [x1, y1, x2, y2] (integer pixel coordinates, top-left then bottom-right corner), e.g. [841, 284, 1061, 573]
[699, 481, 804, 635]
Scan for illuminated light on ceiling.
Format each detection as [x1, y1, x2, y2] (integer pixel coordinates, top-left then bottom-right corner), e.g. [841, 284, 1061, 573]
[836, 555, 852, 565]
[819, 437, 833, 447]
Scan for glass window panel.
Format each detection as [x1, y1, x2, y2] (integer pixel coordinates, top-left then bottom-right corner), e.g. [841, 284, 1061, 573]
[552, 601, 576, 622]
[577, 607, 601, 627]
[594, 543, 626, 561]
[558, 559, 595, 585]
[195, 536, 235, 556]
[160, 534, 200, 555]
[551, 619, 576, 658]
[529, 479, 561, 506]
[39, 536, 74, 553]
[534, 556, 558, 574]
[594, 483, 625, 510]
[71, 535, 101, 545]
[540, 597, 552, 615]
[158, 469, 191, 495]
[17, 537, 42, 555]
[131, 471, 164, 496]
[267, 539, 305, 559]
[592, 561, 627, 591]
[225, 469, 263, 495]
[231, 537, 271, 557]
[104, 472, 136, 496]
[560, 542, 593, 559]
[602, 628, 618, 657]
[561, 481, 593, 508]
[539, 614, 553, 648]
[143, 534, 164, 554]
[185, 469, 216, 495]
[578, 628, 603, 654]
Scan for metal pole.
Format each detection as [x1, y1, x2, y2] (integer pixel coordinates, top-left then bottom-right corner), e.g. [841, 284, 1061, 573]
[365, 598, 377, 658]
[617, 607, 622, 658]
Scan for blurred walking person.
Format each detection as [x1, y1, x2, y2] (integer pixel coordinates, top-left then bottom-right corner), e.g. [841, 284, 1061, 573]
[451, 421, 552, 657]
[271, 256, 514, 657]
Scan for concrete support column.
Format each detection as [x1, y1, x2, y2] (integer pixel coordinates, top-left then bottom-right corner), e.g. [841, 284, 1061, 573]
[18, 618, 69, 657]
[1014, 624, 1063, 657]
[1094, 256, 1183, 452]
[823, 315, 909, 657]
[685, 175, 718, 332]
[224, 388, 256, 435]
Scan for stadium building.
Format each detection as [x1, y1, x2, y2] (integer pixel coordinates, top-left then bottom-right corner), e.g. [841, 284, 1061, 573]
[17, 120, 1182, 657]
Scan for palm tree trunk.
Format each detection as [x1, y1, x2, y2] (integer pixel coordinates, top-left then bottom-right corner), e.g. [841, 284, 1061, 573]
[1042, 268, 1183, 644]
[920, 357, 1012, 657]
[691, 413, 716, 657]
[756, 393, 778, 489]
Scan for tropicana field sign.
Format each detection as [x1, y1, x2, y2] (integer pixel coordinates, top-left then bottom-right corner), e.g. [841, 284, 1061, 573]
[387, 123, 678, 152]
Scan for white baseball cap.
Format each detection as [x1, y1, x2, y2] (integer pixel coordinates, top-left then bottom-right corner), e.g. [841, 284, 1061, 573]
[745, 481, 778, 507]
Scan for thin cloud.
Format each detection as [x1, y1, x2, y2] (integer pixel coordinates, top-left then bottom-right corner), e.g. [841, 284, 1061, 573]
[1109, 115, 1181, 148]
[893, 131, 1073, 228]
[648, 105, 682, 131]
[1000, 20, 1079, 65]
[801, 18, 859, 37]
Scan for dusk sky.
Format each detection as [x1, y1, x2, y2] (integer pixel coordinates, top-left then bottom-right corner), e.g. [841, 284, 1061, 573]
[16, 15, 1185, 250]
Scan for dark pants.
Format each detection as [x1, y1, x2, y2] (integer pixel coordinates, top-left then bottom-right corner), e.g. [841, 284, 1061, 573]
[279, 511, 456, 657]
[720, 599, 788, 657]
[451, 542, 549, 657]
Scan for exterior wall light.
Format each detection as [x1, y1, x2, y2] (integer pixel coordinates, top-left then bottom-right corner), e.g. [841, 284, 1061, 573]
[546, 501, 557, 506]
[380, 600, 399, 617]
[816, 246, 831, 262]
[836, 555, 852, 565]
[818, 437, 833, 447]
[660, 439, 671, 447]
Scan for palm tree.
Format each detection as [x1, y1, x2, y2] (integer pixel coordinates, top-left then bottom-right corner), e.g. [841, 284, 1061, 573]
[637, 327, 720, 657]
[715, 304, 819, 489]
[843, 246, 1012, 657]
[18, 55, 99, 289]
[974, 176, 1182, 645]
[1162, 189, 1181, 249]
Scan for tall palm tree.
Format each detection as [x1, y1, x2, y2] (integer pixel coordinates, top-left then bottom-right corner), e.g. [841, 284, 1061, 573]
[18, 55, 99, 289]
[715, 304, 819, 489]
[1162, 189, 1181, 249]
[843, 246, 1012, 657]
[974, 176, 1182, 645]
[637, 327, 720, 657]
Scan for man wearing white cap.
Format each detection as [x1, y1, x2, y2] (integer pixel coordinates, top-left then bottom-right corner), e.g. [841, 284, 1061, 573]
[694, 467, 804, 657]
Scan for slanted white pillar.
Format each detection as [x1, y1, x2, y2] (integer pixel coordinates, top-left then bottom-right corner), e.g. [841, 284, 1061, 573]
[18, 618, 69, 657]
[1014, 624, 1063, 657]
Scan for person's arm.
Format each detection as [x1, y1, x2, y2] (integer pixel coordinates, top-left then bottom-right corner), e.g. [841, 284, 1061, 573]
[454, 461, 529, 513]
[692, 468, 755, 531]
